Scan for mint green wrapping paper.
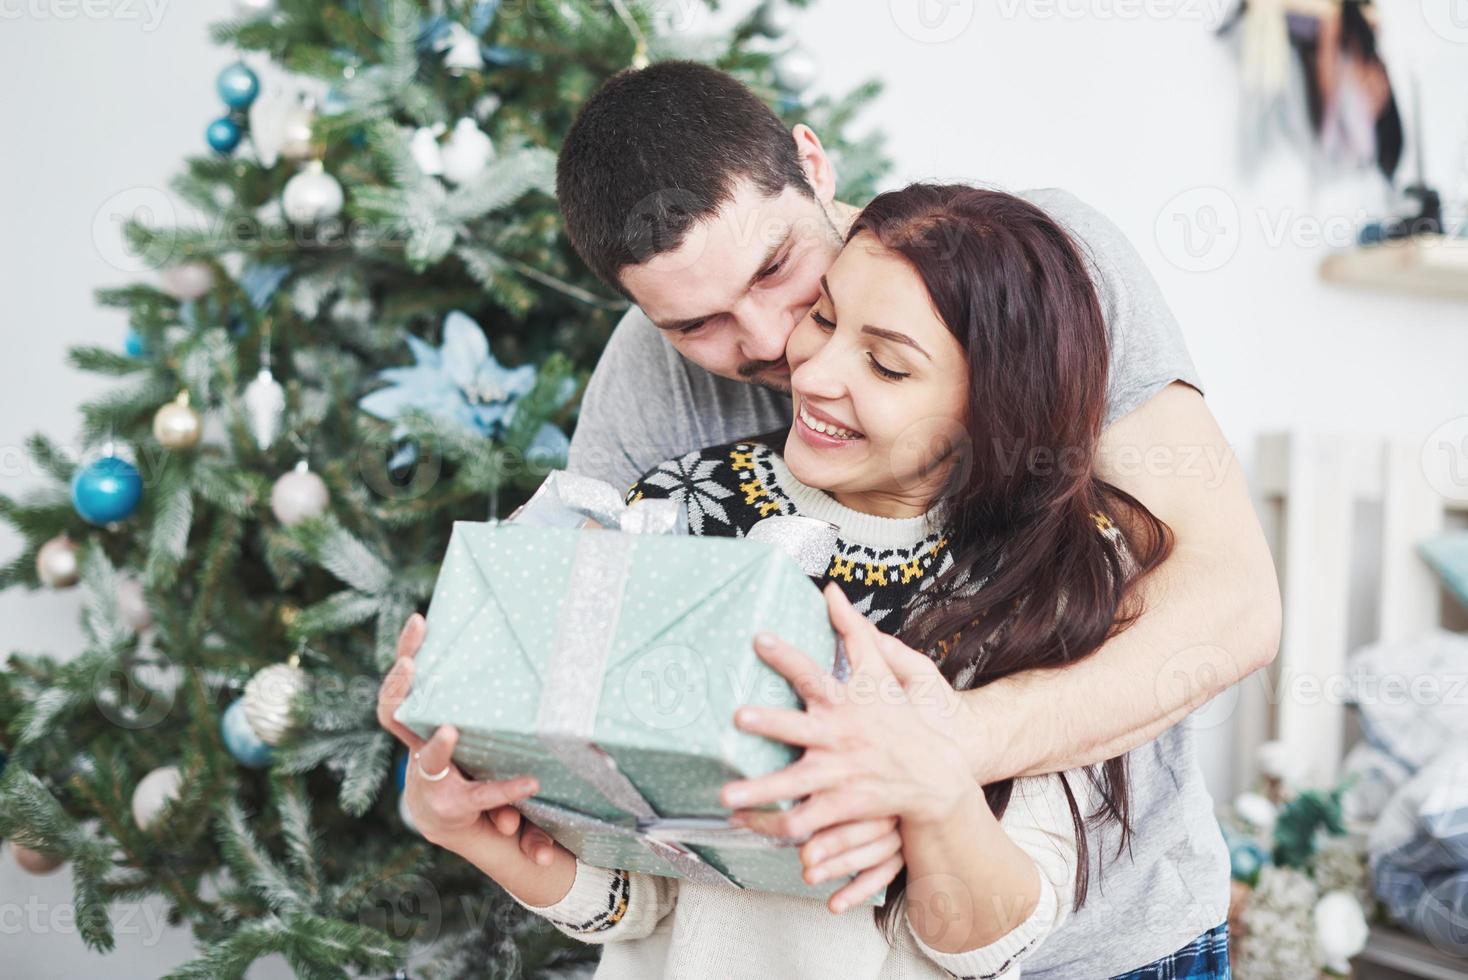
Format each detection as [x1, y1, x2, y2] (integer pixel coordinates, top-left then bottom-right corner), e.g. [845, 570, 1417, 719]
[395, 520, 856, 902]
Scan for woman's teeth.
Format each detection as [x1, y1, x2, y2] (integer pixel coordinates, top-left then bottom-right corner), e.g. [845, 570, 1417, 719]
[799, 404, 861, 440]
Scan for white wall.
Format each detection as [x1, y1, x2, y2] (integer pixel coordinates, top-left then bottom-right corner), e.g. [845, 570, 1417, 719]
[2, 0, 1465, 974]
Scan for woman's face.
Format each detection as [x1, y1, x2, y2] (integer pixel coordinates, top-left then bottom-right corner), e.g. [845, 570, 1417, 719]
[783, 233, 971, 518]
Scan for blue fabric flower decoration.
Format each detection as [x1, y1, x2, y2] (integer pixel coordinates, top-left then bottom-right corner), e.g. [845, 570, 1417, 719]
[359, 310, 570, 467]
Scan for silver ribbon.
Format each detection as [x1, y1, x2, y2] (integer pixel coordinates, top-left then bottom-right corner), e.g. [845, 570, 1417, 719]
[509, 469, 686, 534]
[518, 798, 742, 889]
[530, 529, 744, 887]
[746, 514, 839, 577]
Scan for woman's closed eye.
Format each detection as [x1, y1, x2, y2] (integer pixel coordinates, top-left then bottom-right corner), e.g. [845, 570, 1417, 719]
[810, 309, 909, 381]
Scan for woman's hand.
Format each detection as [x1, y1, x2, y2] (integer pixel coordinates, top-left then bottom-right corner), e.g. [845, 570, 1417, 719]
[723, 584, 976, 911]
[404, 723, 546, 852]
[378, 614, 556, 863]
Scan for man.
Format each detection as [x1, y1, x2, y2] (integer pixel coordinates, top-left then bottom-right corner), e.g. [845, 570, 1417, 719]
[380, 61, 1280, 977]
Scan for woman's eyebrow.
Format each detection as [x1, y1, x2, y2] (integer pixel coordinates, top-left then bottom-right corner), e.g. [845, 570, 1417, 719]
[861, 325, 931, 360]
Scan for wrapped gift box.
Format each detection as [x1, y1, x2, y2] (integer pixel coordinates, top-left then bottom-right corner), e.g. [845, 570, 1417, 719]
[395, 478, 858, 901]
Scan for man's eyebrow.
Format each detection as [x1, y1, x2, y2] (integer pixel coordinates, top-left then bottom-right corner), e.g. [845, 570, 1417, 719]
[862, 325, 931, 360]
[651, 314, 710, 333]
[650, 230, 793, 332]
[746, 230, 792, 289]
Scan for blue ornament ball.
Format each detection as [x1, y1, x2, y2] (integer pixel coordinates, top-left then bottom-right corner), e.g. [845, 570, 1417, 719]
[222, 699, 274, 769]
[1229, 839, 1267, 883]
[124, 329, 146, 358]
[206, 116, 243, 154]
[216, 62, 260, 109]
[71, 455, 143, 525]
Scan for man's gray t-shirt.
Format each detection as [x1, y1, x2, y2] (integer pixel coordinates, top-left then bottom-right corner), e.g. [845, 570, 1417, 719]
[566, 188, 1229, 977]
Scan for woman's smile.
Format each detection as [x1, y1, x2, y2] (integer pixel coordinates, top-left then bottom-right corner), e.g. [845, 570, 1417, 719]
[795, 397, 865, 448]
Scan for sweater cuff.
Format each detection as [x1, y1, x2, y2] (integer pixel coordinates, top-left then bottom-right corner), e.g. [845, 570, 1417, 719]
[515, 860, 632, 935]
[908, 870, 1060, 979]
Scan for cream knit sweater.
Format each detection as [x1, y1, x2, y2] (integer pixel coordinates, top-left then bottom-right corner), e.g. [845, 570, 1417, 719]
[516, 749, 1084, 980]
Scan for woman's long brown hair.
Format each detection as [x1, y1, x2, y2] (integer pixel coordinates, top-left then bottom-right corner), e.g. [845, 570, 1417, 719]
[851, 185, 1173, 930]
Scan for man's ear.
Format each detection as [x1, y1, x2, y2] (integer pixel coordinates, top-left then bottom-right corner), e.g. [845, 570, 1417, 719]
[792, 124, 837, 205]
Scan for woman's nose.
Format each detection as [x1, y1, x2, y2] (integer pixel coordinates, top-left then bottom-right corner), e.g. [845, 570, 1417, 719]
[790, 339, 846, 401]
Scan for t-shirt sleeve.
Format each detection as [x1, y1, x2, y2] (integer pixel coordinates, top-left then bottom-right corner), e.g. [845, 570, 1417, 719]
[567, 307, 790, 493]
[1021, 188, 1203, 427]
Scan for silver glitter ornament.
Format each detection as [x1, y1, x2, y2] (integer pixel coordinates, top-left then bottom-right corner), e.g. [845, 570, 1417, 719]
[773, 45, 819, 92]
[242, 660, 307, 746]
[243, 367, 286, 450]
[270, 460, 329, 525]
[282, 161, 344, 224]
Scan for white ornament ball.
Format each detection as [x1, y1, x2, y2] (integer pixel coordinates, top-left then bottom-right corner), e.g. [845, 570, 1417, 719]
[773, 45, 820, 92]
[242, 368, 286, 450]
[1314, 890, 1370, 972]
[131, 765, 183, 831]
[160, 261, 215, 301]
[282, 162, 344, 225]
[153, 393, 204, 450]
[36, 535, 80, 589]
[410, 123, 447, 177]
[243, 661, 308, 746]
[271, 461, 329, 525]
[277, 101, 318, 163]
[10, 842, 65, 875]
[116, 576, 153, 632]
[440, 118, 494, 185]
[1233, 791, 1278, 832]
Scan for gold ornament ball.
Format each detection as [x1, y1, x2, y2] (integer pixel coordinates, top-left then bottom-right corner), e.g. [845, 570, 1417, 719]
[10, 842, 65, 875]
[36, 535, 80, 589]
[278, 101, 320, 163]
[278, 603, 301, 629]
[153, 394, 203, 449]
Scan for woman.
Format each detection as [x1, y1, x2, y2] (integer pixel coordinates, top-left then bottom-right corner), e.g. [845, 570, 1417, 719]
[396, 184, 1230, 978]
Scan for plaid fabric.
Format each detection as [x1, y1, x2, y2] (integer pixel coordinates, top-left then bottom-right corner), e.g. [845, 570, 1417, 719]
[1109, 923, 1230, 980]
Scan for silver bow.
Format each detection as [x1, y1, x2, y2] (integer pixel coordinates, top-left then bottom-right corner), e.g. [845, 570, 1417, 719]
[508, 470, 686, 535]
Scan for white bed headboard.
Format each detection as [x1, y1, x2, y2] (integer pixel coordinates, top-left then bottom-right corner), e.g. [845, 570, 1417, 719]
[1243, 431, 1463, 787]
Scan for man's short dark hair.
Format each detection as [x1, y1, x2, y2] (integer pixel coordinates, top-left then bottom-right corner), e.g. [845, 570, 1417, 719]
[557, 61, 815, 294]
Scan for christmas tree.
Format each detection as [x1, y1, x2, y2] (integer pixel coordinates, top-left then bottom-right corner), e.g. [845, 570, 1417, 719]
[0, 1, 887, 976]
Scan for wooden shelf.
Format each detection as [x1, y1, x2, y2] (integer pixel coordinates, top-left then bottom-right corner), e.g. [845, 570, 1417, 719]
[1319, 235, 1468, 301]
[1356, 925, 1468, 979]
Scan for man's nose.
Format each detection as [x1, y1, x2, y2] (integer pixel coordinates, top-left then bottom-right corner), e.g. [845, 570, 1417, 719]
[737, 318, 791, 365]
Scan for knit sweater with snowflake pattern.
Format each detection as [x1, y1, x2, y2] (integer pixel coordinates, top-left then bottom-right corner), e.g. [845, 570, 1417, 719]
[509, 439, 1096, 980]
[627, 438, 960, 635]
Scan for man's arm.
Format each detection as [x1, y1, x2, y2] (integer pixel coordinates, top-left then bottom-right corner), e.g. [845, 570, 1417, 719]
[956, 383, 1282, 783]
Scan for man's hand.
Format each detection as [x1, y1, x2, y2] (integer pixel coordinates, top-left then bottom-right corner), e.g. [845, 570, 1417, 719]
[723, 585, 974, 913]
[377, 614, 553, 860]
